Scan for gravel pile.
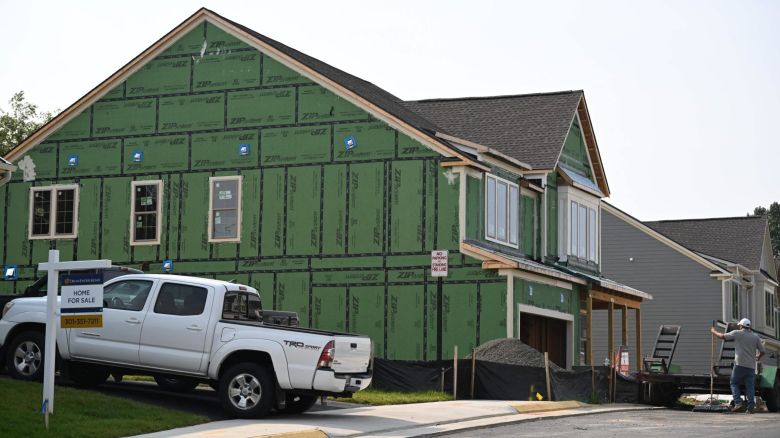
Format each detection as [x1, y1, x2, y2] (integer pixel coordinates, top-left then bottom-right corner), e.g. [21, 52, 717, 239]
[472, 338, 562, 370]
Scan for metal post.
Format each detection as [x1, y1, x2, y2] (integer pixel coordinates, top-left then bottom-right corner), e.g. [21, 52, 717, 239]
[453, 345, 458, 400]
[43, 250, 59, 416]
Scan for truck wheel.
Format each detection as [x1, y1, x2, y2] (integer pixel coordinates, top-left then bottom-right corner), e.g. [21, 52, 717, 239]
[280, 394, 319, 414]
[154, 376, 199, 392]
[219, 363, 274, 418]
[763, 379, 780, 413]
[68, 362, 109, 388]
[6, 331, 44, 381]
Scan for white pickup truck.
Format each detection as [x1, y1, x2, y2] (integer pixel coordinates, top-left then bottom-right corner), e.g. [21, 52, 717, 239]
[0, 274, 373, 418]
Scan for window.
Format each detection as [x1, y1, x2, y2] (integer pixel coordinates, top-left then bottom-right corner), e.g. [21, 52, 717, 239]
[731, 282, 740, 321]
[485, 174, 519, 247]
[222, 292, 262, 321]
[209, 176, 242, 242]
[569, 200, 598, 262]
[766, 289, 775, 329]
[28, 185, 79, 239]
[103, 280, 153, 311]
[154, 283, 208, 316]
[130, 180, 162, 245]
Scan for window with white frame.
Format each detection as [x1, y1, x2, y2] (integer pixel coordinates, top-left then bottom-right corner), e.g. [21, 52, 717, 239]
[28, 185, 79, 239]
[209, 176, 242, 242]
[766, 288, 775, 328]
[731, 282, 740, 321]
[130, 180, 162, 245]
[569, 200, 598, 262]
[485, 174, 518, 247]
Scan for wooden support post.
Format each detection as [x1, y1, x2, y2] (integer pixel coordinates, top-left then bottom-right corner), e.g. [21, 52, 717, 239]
[586, 293, 593, 366]
[544, 352, 552, 401]
[621, 305, 628, 346]
[635, 308, 642, 372]
[470, 348, 476, 399]
[453, 345, 458, 400]
[608, 300, 614, 367]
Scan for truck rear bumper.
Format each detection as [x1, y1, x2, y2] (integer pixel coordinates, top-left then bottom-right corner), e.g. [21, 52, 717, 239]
[312, 369, 372, 393]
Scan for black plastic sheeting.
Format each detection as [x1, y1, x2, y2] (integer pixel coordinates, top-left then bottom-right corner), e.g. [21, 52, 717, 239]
[372, 359, 640, 403]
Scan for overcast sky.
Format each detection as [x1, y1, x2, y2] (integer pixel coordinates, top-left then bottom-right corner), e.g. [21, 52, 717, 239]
[1, 0, 777, 221]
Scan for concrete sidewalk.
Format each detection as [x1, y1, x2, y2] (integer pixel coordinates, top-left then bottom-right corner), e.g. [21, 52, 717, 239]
[134, 400, 656, 438]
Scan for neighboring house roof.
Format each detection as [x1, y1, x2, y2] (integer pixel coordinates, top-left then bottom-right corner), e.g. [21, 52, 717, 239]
[644, 216, 769, 274]
[402, 91, 582, 171]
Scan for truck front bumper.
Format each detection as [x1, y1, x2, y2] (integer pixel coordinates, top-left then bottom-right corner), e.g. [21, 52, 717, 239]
[312, 369, 372, 393]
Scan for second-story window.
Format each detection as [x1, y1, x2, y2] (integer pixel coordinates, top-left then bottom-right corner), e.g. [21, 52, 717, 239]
[209, 176, 242, 242]
[29, 185, 79, 239]
[569, 200, 597, 262]
[485, 174, 518, 247]
[130, 180, 162, 245]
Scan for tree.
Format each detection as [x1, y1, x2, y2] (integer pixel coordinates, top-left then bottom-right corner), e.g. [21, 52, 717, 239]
[754, 202, 780, 259]
[0, 91, 56, 157]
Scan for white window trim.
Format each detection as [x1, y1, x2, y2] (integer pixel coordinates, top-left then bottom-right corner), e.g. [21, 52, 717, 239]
[208, 175, 242, 243]
[557, 185, 600, 263]
[130, 180, 163, 246]
[28, 184, 79, 240]
[484, 173, 519, 249]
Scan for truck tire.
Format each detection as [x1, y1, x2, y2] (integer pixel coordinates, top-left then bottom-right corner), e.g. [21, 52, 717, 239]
[6, 330, 45, 381]
[68, 362, 109, 388]
[219, 363, 275, 418]
[154, 376, 199, 392]
[279, 394, 318, 414]
[762, 378, 780, 413]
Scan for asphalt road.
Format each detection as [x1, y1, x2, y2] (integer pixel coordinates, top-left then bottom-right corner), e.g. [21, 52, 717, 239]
[444, 409, 780, 437]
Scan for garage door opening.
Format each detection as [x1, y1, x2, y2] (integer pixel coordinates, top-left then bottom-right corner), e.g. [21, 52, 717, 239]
[517, 304, 574, 369]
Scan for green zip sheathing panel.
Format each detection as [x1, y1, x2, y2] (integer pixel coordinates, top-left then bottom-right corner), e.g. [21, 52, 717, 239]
[560, 118, 593, 179]
[514, 278, 580, 362]
[465, 174, 482, 241]
[522, 195, 535, 257]
[0, 20, 511, 360]
[546, 173, 558, 258]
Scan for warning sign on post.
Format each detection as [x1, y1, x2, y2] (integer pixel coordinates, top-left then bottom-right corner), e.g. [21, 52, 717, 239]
[431, 250, 448, 277]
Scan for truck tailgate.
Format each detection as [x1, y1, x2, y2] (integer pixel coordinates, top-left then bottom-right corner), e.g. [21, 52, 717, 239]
[331, 336, 371, 373]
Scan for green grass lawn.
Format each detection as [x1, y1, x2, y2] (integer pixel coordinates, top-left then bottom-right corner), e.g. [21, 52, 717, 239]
[333, 388, 453, 405]
[0, 378, 208, 438]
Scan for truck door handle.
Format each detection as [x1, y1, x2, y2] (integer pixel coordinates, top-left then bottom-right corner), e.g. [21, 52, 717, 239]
[125, 318, 141, 325]
[81, 332, 100, 337]
[186, 325, 203, 332]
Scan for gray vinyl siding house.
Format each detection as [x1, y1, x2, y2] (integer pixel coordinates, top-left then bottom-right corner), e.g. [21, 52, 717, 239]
[594, 203, 780, 374]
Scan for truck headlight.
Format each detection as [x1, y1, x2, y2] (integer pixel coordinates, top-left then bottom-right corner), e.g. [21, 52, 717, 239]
[2, 301, 14, 319]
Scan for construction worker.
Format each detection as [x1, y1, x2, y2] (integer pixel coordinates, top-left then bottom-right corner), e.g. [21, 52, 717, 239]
[710, 318, 766, 413]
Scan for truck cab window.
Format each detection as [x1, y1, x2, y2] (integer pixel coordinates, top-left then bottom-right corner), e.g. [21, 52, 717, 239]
[154, 283, 208, 316]
[103, 280, 153, 311]
[223, 292, 262, 321]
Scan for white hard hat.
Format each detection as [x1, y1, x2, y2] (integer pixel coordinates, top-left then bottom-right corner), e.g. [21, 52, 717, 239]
[738, 318, 751, 327]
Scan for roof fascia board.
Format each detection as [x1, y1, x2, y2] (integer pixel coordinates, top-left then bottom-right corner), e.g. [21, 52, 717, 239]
[602, 202, 728, 274]
[6, 11, 209, 162]
[205, 13, 481, 167]
[434, 132, 532, 171]
[577, 96, 611, 196]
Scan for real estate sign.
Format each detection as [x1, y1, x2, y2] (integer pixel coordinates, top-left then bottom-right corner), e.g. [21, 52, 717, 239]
[60, 273, 103, 328]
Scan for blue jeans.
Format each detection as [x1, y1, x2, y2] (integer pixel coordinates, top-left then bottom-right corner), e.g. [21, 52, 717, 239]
[730, 365, 756, 410]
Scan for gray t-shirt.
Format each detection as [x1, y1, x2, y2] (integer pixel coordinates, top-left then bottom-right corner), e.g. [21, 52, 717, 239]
[724, 329, 765, 369]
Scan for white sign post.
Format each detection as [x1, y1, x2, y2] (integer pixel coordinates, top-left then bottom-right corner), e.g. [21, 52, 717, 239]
[38, 250, 110, 425]
[431, 250, 449, 277]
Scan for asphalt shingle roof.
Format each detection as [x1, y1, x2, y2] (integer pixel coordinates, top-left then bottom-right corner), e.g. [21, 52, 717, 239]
[402, 92, 583, 170]
[644, 216, 768, 271]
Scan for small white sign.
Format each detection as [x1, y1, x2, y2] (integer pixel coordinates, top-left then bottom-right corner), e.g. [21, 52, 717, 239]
[431, 250, 448, 277]
[61, 284, 103, 311]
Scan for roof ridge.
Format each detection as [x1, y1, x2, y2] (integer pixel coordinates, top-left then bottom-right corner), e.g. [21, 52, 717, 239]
[405, 90, 583, 104]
